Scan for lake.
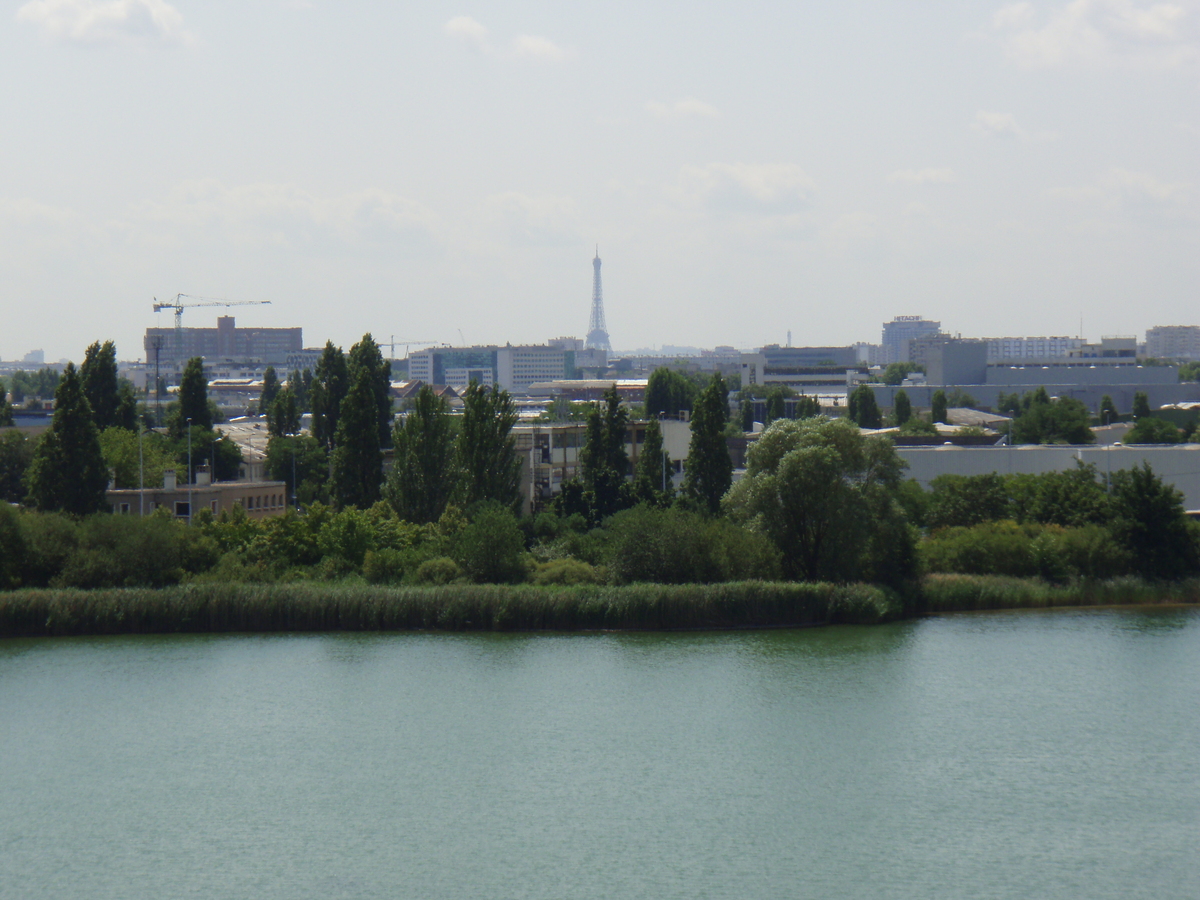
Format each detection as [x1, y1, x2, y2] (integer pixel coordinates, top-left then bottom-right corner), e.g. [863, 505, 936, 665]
[2, 609, 1197, 899]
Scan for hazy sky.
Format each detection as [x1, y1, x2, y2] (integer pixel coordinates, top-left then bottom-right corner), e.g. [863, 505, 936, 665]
[2, 0, 1198, 363]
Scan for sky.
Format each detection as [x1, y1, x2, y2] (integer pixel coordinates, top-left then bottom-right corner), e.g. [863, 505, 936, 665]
[2, 0, 1198, 364]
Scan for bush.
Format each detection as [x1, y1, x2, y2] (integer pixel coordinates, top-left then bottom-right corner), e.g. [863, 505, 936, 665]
[53, 514, 186, 588]
[531, 558, 604, 586]
[452, 504, 527, 584]
[0, 503, 24, 589]
[413, 556, 464, 585]
[17, 512, 80, 588]
[603, 505, 781, 585]
[920, 521, 1132, 581]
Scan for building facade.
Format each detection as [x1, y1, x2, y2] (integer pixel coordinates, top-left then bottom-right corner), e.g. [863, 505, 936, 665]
[144, 316, 302, 367]
[1146, 326, 1200, 361]
[406, 345, 573, 394]
[881, 316, 942, 365]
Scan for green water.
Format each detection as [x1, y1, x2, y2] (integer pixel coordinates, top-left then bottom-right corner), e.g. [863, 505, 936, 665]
[1, 610, 1197, 899]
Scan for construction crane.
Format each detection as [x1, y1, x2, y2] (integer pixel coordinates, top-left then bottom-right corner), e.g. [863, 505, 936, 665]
[388, 336, 436, 359]
[152, 294, 273, 364]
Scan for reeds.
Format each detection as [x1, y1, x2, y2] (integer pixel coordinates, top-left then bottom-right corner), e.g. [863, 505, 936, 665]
[918, 573, 1200, 613]
[0, 581, 900, 638]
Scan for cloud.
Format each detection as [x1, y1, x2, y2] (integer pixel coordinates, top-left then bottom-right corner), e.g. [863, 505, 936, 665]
[512, 34, 570, 61]
[444, 16, 572, 62]
[992, 0, 1200, 69]
[16, 0, 190, 46]
[483, 192, 580, 247]
[1051, 167, 1197, 224]
[972, 110, 1028, 138]
[645, 97, 720, 119]
[444, 15, 487, 48]
[132, 180, 439, 254]
[888, 168, 957, 184]
[677, 163, 816, 216]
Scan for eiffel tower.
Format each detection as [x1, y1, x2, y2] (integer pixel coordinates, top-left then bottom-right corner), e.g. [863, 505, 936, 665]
[584, 247, 612, 353]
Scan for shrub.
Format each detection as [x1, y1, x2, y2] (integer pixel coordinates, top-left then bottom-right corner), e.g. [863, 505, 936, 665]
[452, 504, 527, 584]
[531, 558, 604, 586]
[413, 556, 464, 585]
[17, 512, 80, 588]
[0, 503, 24, 589]
[603, 504, 781, 585]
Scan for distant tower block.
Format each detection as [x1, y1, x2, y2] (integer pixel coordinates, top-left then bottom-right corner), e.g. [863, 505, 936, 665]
[585, 247, 612, 353]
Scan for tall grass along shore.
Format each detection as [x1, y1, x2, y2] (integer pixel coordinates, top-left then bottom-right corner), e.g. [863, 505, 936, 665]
[3, 577, 1197, 639]
[0, 581, 899, 638]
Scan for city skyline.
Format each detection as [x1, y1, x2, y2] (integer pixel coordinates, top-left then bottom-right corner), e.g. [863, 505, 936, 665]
[2, 1, 1197, 363]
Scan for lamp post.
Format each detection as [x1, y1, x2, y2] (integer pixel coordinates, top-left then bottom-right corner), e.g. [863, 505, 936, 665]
[292, 441, 298, 512]
[186, 417, 193, 524]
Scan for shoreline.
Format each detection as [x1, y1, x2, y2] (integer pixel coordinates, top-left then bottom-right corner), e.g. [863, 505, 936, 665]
[2, 575, 1199, 638]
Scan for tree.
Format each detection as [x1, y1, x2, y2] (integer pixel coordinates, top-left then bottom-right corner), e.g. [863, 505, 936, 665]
[0, 430, 33, 502]
[878, 362, 924, 385]
[1124, 417, 1182, 444]
[268, 387, 301, 437]
[576, 385, 631, 521]
[289, 368, 312, 413]
[1132, 391, 1152, 419]
[348, 334, 394, 449]
[724, 416, 916, 584]
[893, 389, 912, 426]
[848, 385, 882, 429]
[765, 385, 788, 424]
[98, 426, 176, 490]
[259, 366, 280, 416]
[170, 357, 212, 437]
[739, 398, 754, 432]
[455, 381, 521, 511]
[265, 433, 329, 508]
[0, 378, 13, 427]
[1007, 463, 1111, 528]
[330, 367, 384, 508]
[683, 373, 733, 514]
[1099, 394, 1119, 425]
[384, 384, 457, 524]
[1011, 392, 1094, 445]
[311, 342, 349, 450]
[794, 394, 821, 419]
[79, 340, 122, 431]
[925, 474, 1010, 529]
[452, 503, 527, 583]
[1109, 462, 1198, 579]
[632, 416, 673, 506]
[645, 367, 698, 418]
[931, 389, 948, 424]
[25, 362, 108, 515]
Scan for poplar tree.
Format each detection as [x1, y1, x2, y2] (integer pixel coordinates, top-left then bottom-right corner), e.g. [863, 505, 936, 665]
[80, 340, 122, 430]
[348, 334, 394, 449]
[25, 363, 108, 515]
[0, 379, 13, 427]
[172, 357, 212, 436]
[268, 387, 301, 437]
[632, 416, 672, 506]
[259, 366, 280, 415]
[893, 390, 912, 426]
[578, 385, 630, 520]
[311, 342, 348, 450]
[455, 381, 521, 511]
[683, 373, 732, 514]
[384, 384, 456, 523]
[931, 389, 948, 425]
[330, 368, 383, 508]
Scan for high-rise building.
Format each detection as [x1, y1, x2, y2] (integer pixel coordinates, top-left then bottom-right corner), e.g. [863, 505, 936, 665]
[881, 316, 942, 365]
[585, 249, 612, 356]
[144, 316, 302, 367]
[1146, 326, 1200, 361]
[406, 344, 573, 394]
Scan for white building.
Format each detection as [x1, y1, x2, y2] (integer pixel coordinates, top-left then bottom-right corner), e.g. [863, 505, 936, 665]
[984, 336, 1084, 361]
[881, 316, 942, 365]
[1146, 326, 1200, 361]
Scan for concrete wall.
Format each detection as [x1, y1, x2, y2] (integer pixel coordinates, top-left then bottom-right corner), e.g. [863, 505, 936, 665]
[869, 381, 1200, 413]
[897, 444, 1200, 510]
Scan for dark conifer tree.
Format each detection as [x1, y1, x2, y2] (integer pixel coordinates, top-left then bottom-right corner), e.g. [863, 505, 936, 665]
[25, 363, 108, 515]
[683, 373, 733, 514]
[384, 384, 456, 523]
[348, 334, 394, 449]
[455, 381, 521, 511]
[330, 368, 383, 508]
[80, 340, 122, 430]
[311, 342, 349, 450]
[259, 366, 280, 416]
[172, 357, 212, 436]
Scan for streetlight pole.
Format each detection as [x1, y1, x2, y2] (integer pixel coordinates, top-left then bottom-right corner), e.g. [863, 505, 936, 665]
[292, 442, 298, 512]
[138, 425, 145, 517]
[186, 417, 193, 524]
[660, 411, 667, 492]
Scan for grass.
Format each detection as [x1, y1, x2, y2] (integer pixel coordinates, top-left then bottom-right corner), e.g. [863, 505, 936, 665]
[0, 581, 901, 638]
[917, 573, 1200, 613]
[3, 576, 1196, 638]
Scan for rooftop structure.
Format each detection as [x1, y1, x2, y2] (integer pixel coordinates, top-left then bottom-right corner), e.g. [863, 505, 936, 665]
[1146, 326, 1200, 361]
[882, 316, 942, 365]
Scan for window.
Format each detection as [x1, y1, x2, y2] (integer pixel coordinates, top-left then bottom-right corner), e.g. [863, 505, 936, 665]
[211, 500, 218, 513]
[174, 501, 190, 518]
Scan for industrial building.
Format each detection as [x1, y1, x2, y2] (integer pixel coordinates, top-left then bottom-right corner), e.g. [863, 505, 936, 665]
[144, 316, 302, 367]
[406, 344, 574, 394]
[740, 345, 867, 391]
